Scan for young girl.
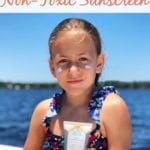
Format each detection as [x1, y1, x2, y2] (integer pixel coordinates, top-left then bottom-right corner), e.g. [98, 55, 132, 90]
[24, 18, 131, 150]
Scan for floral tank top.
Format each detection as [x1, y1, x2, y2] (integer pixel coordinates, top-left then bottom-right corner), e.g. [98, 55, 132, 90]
[42, 86, 118, 150]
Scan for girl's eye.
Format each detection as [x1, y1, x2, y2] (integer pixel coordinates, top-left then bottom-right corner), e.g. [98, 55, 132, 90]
[58, 59, 68, 64]
[79, 57, 88, 61]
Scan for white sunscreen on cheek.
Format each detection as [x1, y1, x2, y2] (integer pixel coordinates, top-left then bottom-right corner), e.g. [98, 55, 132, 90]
[64, 121, 93, 150]
[55, 64, 92, 73]
[84, 64, 92, 69]
[55, 67, 63, 74]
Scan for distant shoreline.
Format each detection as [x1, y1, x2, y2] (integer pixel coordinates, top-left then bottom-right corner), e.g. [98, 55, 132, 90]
[0, 80, 150, 89]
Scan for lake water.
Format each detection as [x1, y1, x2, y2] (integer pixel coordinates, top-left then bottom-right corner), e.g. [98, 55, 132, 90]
[0, 88, 150, 149]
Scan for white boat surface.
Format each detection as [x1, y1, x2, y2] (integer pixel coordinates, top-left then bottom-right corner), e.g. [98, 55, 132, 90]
[0, 144, 22, 150]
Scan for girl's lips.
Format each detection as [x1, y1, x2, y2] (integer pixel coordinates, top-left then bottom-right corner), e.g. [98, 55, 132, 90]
[67, 79, 83, 84]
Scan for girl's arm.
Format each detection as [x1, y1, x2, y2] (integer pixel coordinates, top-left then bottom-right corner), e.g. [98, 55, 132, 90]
[24, 100, 50, 150]
[101, 93, 132, 150]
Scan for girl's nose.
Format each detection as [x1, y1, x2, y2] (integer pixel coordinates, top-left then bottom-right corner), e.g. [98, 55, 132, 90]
[68, 63, 80, 77]
[69, 63, 80, 72]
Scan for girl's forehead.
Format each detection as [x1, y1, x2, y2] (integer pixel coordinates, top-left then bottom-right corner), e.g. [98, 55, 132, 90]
[51, 31, 96, 57]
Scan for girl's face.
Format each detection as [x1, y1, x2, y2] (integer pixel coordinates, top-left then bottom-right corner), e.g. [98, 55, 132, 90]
[49, 31, 104, 95]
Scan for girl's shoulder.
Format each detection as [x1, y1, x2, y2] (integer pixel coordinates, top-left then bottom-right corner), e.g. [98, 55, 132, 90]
[99, 85, 127, 113]
[97, 86, 130, 124]
[31, 98, 52, 125]
[103, 90, 126, 110]
[34, 98, 52, 113]
[100, 88, 131, 147]
[100, 88, 130, 126]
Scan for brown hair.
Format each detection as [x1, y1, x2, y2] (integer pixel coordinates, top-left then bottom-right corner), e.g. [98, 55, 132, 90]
[48, 18, 102, 86]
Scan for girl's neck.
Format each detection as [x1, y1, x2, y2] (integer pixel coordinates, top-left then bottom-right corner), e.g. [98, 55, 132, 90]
[62, 87, 94, 107]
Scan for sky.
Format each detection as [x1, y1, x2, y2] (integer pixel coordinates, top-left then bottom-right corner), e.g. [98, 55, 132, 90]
[0, 13, 150, 83]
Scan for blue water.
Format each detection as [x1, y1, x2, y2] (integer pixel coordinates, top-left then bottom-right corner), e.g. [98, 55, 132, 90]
[0, 88, 150, 149]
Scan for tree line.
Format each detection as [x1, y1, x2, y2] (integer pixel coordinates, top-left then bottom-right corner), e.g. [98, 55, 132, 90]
[0, 80, 150, 89]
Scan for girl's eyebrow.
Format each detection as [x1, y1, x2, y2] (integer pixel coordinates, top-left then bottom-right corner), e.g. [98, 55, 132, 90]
[54, 51, 90, 58]
[55, 54, 67, 58]
[78, 52, 86, 56]
[78, 52, 92, 57]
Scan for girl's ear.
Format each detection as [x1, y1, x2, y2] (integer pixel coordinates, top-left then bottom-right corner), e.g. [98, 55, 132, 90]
[48, 58, 56, 78]
[96, 53, 105, 74]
